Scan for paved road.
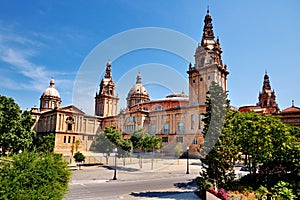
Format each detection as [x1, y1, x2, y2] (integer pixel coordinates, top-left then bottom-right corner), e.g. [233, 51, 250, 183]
[67, 176, 196, 199]
[65, 158, 201, 200]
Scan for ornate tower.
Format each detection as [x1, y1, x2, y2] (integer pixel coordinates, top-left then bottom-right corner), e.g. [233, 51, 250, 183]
[40, 77, 61, 112]
[257, 72, 279, 114]
[126, 72, 150, 108]
[95, 60, 119, 117]
[187, 8, 229, 106]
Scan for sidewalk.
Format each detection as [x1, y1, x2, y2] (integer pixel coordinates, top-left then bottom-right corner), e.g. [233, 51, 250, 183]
[69, 158, 201, 199]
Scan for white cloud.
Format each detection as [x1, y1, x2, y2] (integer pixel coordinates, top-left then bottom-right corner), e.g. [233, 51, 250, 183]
[0, 22, 74, 93]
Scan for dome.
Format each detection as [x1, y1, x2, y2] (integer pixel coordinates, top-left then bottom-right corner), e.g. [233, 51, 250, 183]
[127, 73, 149, 98]
[127, 83, 149, 98]
[42, 78, 60, 98]
[127, 73, 150, 108]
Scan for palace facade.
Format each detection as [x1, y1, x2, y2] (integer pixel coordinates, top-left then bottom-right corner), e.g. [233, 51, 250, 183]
[31, 9, 229, 156]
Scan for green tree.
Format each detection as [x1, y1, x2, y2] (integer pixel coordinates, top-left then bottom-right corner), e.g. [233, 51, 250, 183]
[91, 126, 132, 165]
[130, 129, 162, 169]
[74, 151, 85, 163]
[0, 95, 35, 155]
[0, 150, 71, 199]
[35, 133, 55, 152]
[74, 151, 85, 169]
[118, 139, 133, 166]
[199, 82, 238, 189]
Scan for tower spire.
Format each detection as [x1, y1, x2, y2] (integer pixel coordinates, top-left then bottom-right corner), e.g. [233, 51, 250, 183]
[136, 72, 142, 84]
[104, 59, 112, 78]
[201, 7, 215, 46]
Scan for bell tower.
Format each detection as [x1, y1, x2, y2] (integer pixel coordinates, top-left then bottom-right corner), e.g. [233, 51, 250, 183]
[95, 60, 119, 117]
[187, 8, 229, 106]
[257, 72, 279, 114]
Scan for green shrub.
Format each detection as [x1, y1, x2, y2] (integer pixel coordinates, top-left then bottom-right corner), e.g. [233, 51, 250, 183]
[0, 151, 71, 200]
[271, 181, 296, 200]
[256, 186, 269, 200]
[74, 151, 85, 163]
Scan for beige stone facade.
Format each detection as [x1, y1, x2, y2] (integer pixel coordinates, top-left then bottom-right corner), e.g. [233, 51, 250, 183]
[31, 9, 228, 157]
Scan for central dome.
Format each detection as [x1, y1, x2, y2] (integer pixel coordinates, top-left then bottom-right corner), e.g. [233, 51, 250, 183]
[127, 73, 150, 108]
[42, 78, 60, 98]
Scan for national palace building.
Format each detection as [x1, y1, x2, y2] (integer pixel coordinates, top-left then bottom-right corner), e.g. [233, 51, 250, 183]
[30, 9, 300, 157]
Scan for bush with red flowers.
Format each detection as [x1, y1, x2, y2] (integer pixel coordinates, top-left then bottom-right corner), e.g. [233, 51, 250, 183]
[207, 188, 230, 200]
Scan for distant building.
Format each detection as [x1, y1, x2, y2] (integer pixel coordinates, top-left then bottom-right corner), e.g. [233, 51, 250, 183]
[238, 74, 300, 128]
[31, 9, 229, 157]
[239, 72, 279, 114]
[278, 101, 300, 127]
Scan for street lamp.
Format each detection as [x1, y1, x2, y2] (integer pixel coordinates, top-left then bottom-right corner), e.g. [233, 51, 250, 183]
[112, 147, 117, 180]
[186, 146, 189, 174]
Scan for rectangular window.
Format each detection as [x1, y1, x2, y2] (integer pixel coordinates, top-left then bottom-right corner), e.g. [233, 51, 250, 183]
[191, 114, 195, 130]
[162, 137, 168, 143]
[176, 136, 183, 143]
[82, 135, 85, 141]
[163, 124, 169, 134]
[150, 124, 156, 134]
[63, 136, 66, 143]
[68, 123, 72, 131]
[199, 114, 203, 130]
[177, 122, 184, 134]
[193, 138, 198, 144]
[72, 136, 75, 143]
[88, 135, 94, 140]
[68, 136, 71, 143]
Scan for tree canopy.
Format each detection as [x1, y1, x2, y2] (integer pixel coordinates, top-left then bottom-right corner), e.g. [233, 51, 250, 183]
[0, 95, 35, 155]
[0, 151, 71, 199]
[130, 129, 162, 152]
[199, 81, 237, 189]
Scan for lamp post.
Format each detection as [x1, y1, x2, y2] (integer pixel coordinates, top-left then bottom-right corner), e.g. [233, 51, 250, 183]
[186, 146, 189, 174]
[112, 147, 117, 180]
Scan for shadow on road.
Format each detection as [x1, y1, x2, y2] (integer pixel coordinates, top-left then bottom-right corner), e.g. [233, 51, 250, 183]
[101, 165, 140, 172]
[130, 191, 194, 199]
[174, 179, 196, 190]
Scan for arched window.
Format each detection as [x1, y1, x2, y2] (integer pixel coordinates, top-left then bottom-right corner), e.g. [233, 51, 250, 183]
[66, 116, 74, 131]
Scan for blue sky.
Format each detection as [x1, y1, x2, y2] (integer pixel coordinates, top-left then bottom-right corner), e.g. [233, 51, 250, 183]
[0, 0, 300, 114]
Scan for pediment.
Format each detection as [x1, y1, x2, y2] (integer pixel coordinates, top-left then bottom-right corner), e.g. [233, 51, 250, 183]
[58, 105, 86, 114]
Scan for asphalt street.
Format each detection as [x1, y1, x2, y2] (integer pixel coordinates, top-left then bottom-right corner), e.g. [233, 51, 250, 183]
[65, 158, 201, 200]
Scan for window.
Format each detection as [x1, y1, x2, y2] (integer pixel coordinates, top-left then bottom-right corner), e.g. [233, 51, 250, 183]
[52, 101, 55, 109]
[155, 105, 163, 110]
[193, 138, 198, 144]
[125, 117, 135, 123]
[63, 136, 66, 143]
[162, 137, 168, 143]
[177, 122, 184, 133]
[125, 125, 134, 133]
[82, 135, 85, 141]
[68, 123, 72, 131]
[45, 101, 48, 108]
[208, 76, 210, 80]
[135, 99, 140, 104]
[199, 114, 203, 130]
[200, 77, 203, 81]
[66, 116, 74, 131]
[150, 124, 156, 134]
[68, 136, 71, 143]
[192, 79, 195, 83]
[72, 136, 75, 143]
[88, 135, 94, 140]
[176, 136, 183, 143]
[163, 124, 169, 134]
[191, 114, 195, 130]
